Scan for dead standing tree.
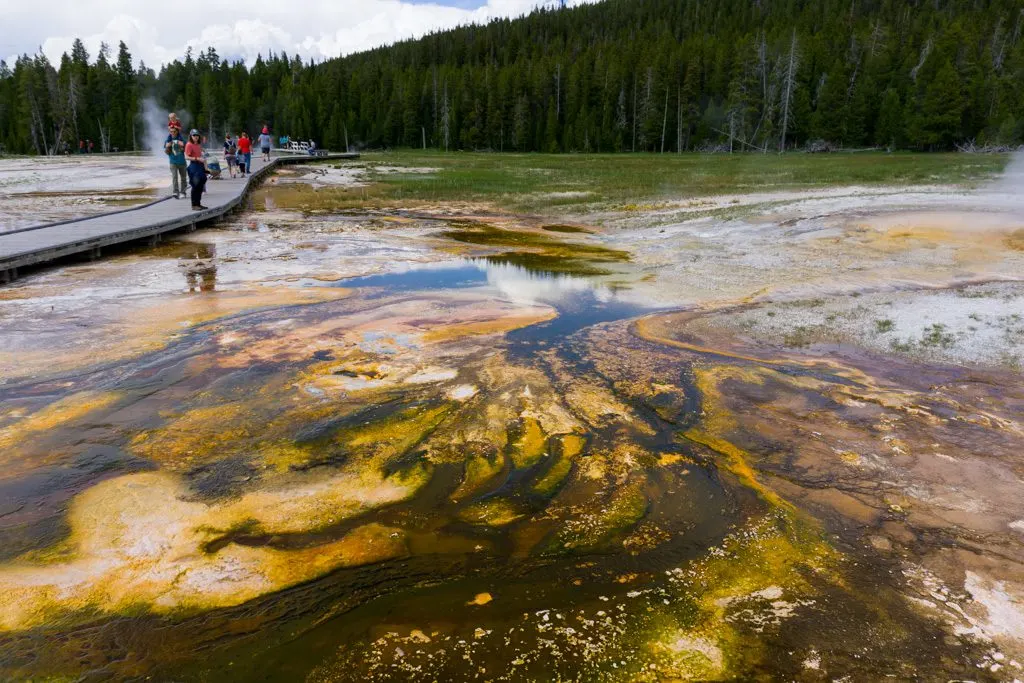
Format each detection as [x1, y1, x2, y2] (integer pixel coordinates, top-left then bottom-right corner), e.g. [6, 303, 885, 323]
[441, 80, 451, 152]
[779, 29, 800, 153]
[615, 85, 628, 150]
[638, 68, 654, 150]
[432, 65, 439, 145]
[676, 86, 683, 154]
[910, 37, 933, 82]
[67, 71, 82, 143]
[660, 86, 669, 153]
[845, 35, 864, 111]
[867, 20, 886, 58]
[991, 10, 1024, 73]
[631, 75, 638, 152]
[678, 59, 699, 152]
[739, 32, 779, 152]
[45, 67, 69, 155]
[25, 83, 48, 155]
[554, 62, 561, 118]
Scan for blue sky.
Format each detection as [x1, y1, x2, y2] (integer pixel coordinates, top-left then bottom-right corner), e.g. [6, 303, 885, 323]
[407, 0, 489, 7]
[3, 0, 591, 69]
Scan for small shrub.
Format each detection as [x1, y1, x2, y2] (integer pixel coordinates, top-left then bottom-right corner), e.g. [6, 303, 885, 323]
[920, 323, 955, 348]
[890, 339, 915, 352]
[784, 326, 817, 347]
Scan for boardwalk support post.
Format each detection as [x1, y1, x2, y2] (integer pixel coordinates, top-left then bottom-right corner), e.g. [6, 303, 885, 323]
[1, 268, 16, 284]
[147, 234, 162, 247]
[89, 247, 101, 260]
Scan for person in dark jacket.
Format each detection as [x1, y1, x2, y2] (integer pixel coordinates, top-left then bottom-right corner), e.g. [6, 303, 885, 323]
[184, 129, 208, 210]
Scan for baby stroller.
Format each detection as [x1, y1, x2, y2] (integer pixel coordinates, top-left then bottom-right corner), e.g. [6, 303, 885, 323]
[206, 158, 223, 179]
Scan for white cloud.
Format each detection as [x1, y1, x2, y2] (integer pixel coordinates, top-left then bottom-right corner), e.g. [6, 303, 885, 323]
[4, 0, 592, 69]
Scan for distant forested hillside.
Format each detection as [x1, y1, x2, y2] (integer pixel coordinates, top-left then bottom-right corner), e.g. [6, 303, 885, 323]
[2, 0, 1023, 155]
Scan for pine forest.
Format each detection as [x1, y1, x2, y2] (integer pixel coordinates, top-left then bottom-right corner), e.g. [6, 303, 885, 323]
[1, 0, 1023, 155]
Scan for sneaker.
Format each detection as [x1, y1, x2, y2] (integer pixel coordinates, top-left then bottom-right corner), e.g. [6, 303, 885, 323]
[191, 205, 203, 211]
[172, 193, 179, 199]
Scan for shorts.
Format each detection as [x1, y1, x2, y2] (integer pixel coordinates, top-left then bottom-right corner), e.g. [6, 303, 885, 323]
[261, 147, 271, 154]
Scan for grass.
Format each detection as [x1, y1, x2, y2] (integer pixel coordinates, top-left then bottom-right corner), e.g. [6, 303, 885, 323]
[874, 319, 895, 333]
[329, 151, 1009, 214]
[920, 323, 956, 348]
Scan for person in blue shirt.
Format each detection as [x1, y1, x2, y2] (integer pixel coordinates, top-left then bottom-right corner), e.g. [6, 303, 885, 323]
[165, 128, 187, 199]
[259, 125, 272, 161]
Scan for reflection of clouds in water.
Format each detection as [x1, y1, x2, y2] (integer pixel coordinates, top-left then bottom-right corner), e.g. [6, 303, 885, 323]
[349, 257, 638, 306]
[343, 257, 661, 312]
[476, 259, 615, 306]
[336, 258, 643, 308]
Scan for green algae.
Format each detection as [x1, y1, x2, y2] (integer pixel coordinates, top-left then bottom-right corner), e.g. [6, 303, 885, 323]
[549, 480, 649, 553]
[531, 433, 586, 497]
[440, 223, 628, 268]
[507, 416, 547, 469]
[529, 453, 573, 497]
[653, 514, 835, 679]
[451, 449, 506, 502]
[383, 460, 433, 493]
[335, 402, 454, 467]
[542, 224, 593, 234]
[457, 497, 527, 527]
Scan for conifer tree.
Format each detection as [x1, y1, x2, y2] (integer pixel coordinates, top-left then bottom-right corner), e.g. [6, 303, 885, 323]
[2, 0, 1022, 155]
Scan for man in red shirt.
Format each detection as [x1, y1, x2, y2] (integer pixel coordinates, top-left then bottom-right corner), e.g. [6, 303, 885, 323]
[236, 132, 252, 175]
[184, 129, 209, 210]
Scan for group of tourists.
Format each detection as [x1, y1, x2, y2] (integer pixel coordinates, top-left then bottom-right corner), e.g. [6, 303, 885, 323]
[163, 114, 206, 209]
[164, 114, 274, 211]
[222, 132, 252, 179]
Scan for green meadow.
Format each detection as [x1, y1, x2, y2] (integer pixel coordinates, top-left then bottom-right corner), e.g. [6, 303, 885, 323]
[267, 151, 1009, 216]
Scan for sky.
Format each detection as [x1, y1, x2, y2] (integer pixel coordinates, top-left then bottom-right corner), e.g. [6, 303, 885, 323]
[0, 0, 590, 70]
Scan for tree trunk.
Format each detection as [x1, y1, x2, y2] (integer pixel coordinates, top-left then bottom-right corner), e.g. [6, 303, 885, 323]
[676, 87, 683, 153]
[555, 63, 561, 118]
[441, 81, 450, 152]
[779, 29, 799, 153]
[660, 87, 668, 153]
[631, 76, 638, 152]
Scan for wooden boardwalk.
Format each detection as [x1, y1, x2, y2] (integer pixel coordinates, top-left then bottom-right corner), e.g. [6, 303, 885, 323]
[0, 152, 359, 282]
